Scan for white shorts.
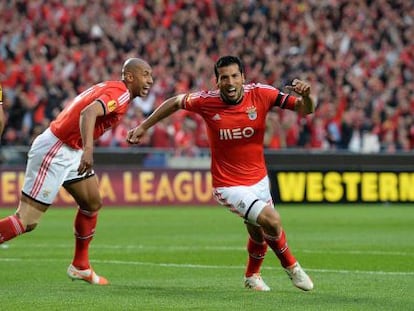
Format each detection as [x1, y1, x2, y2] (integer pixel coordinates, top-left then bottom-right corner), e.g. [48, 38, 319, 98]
[22, 128, 91, 205]
[213, 176, 273, 225]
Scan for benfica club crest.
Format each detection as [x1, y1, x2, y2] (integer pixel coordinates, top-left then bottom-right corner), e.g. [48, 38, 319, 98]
[246, 106, 257, 120]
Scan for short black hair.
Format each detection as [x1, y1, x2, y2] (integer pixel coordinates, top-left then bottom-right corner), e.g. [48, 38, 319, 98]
[214, 55, 244, 80]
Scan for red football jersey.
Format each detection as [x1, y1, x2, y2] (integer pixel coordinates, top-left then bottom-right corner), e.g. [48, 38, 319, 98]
[50, 81, 130, 149]
[183, 83, 296, 187]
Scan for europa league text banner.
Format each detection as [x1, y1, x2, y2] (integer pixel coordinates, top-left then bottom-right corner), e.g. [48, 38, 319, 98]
[0, 167, 215, 207]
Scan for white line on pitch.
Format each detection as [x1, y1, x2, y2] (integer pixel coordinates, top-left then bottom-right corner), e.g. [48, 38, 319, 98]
[1, 243, 412, 257]
[0, 257, 413, 277]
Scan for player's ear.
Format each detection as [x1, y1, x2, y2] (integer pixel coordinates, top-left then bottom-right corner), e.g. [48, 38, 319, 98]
[241, 73, 245, 83]
[124, 71, 133, 82]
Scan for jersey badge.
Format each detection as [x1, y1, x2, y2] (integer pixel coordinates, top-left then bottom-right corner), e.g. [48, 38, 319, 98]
[107, 100, 117, 112]
[246, 106, 257, 120]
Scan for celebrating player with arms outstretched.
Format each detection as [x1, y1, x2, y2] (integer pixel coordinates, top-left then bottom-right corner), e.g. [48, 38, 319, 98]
[127, 55, 315, 291]
[0, 58, 153, 285]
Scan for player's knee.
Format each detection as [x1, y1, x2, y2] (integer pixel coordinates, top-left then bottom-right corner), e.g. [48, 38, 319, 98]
[15, 201, 46, 232]
[15, 213, 40, 233]
[79, 197, 103, 212]
[24, 223, 38, 232]
[91, 197, 103, 211]
[266, 216, 281, 231]
[257, 205, 281, 231]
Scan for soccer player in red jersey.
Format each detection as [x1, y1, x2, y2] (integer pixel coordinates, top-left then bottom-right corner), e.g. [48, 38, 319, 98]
[127, 55, 315, 291]
[0, 58, 153, 285]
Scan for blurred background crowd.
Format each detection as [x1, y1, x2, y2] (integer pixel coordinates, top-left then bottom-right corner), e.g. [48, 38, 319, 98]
[0, 0, 413, 155]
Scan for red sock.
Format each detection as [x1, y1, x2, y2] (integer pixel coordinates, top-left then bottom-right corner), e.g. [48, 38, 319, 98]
[0, 215, 25, 243]
[264, 230, 296, 268]
[72, 209, 98, 270]
[245, 237, 268, 277]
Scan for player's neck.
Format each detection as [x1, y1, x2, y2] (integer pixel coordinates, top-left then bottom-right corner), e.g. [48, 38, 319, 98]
[220, 91, 244, 105]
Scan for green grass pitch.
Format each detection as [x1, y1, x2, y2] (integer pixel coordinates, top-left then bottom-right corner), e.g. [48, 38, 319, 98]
[0, 204, 413, 311]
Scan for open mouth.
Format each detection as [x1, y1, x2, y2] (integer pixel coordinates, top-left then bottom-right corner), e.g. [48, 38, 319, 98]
[227, 87, 237, 97]
[141, 87, 150, 95]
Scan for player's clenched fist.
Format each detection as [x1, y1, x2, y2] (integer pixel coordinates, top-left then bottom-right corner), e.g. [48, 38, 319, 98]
[285, 79, 311, 97]
[127, 126, 146, 144]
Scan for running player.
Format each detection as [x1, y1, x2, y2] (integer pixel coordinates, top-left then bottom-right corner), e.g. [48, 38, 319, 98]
[127, 55, 314, 291]
[0, 58, 153, 285]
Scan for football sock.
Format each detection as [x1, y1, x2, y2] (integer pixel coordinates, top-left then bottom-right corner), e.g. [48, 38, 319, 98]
[264, 229, 297, 268]
[72, 208, 98, 270]
[0, 215, 25, 243]
[245, 237, 268, 277]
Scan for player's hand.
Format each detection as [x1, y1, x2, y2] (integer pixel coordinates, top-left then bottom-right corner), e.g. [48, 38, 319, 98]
[126, 126, 146, 144]
[78, 148, 94, 175]
[285, 79, 311, 97]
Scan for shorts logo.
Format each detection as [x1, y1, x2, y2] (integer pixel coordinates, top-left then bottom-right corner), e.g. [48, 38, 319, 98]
[42, 190, 51, 199]
[246, 106, 257, 120]
[237, 201, 246, 210]
[107, 100, 117, 112]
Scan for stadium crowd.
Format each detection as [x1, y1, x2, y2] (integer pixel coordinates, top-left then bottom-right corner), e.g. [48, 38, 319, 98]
[0, 0, 413, 154]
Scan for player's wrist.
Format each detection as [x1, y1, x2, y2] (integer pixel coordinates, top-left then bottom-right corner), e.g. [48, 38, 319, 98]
[83, 145, 94, 151]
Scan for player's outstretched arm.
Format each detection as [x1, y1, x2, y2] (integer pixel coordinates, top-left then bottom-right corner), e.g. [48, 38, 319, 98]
[286, 79, 315, 116]
[127, 94, 185, 144]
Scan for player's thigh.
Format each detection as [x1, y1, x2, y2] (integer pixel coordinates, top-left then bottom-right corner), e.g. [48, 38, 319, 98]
[253, 176, 273, 203]
[22, 130, 71, 204]
[213, 186, 267, 224]
[213, 176, 273, 224]
[63, 175, 102, 211]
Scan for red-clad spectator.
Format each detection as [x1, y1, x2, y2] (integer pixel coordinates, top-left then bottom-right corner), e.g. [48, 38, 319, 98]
[174, 114, 200, 157]
[264, 112, 285, 149]
[150, 118, 175, 148]
[112, 117, 133, 148]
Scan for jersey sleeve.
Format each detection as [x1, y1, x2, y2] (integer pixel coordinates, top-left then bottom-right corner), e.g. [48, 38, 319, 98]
[273, 90, 297, 110]
[96, 94, 117, 115]
[181, 91, 204, 113]
[254, 83, 297, 111]
[96, 85, 129, 115]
